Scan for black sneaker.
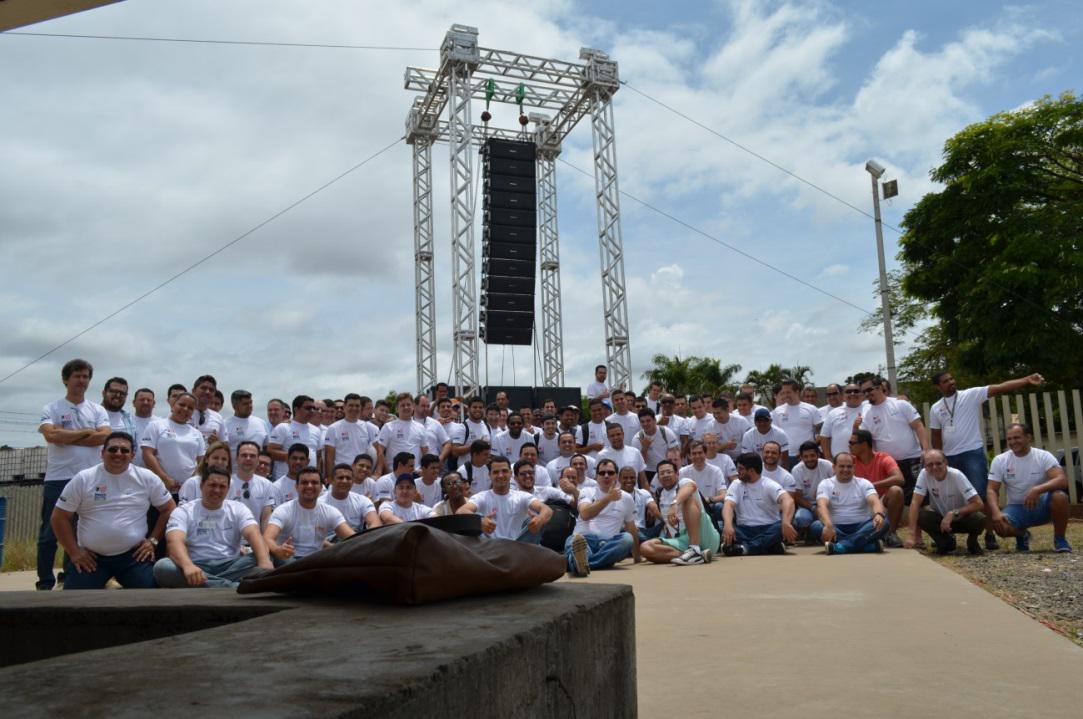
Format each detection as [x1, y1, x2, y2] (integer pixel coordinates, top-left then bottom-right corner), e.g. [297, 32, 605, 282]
[767, 542, 787, 555]
[35, 581, 55, 591]
[936, 537, 958, 555]
[966, 535, 984, 555]
[985, 532, 1000, 551]
[722, 543, 746, 557]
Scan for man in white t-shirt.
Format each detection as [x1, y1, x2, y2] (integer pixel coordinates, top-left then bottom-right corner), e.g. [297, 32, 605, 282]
[223, 389, 269, 459]
[375, 393, 430, 473]
[413, 394, 450, 463]
[153, 465, 273, 587]
[740, 409, 791, 465]
[374, 452, 416, 504]
[457, 456, 552, 542]
[493, 413, 537, 462]
[459, 440, 494, 493]
[578, 399, 611, 459]
[686, 395, 714, 442]
[702, 433, 739, 485]
[619, 464, 661, 541]
[987, 423, 1071, 553]
[513, 460, 570, 503]
[721, 453, 796, 556]
[547, 433, 597, 481]
[535, 414, 561, 465]
[857, 376, 928, 500]
[656, 394, 690, 451]
[272, 444, 311, 507]
[190, 374, 226, 444]
[267, 395, 323, 478]
[605, 390, 641, 439]
[597, 423, 647, 489]
[449, 398, 492, 468]
[630, 408, 680, 480]
[771, 379, 823, 465]
[37, 358, 112, 590]
[640, 459, 721, 566]
[349, 454, 378, 500]
[904, 450, 986, 555]
[819, 383, 863, 460]
[707, 398, 749, 460]
[760, 441, 797, 499]
[322, 392, 379, 480]
[231, 440, 276, 530]
[818, 383, 843, 425]
[734, 391, 769, 427]
[100, 376, 136, 448]
[414, 454, 445, 507]
[811, 453, 889, 555]
[929, 370, 1045, 551]
[51, 432, 176, 589]
[130, 387, 159, 468]
[791, 440, 834, 538]
[643, 381, 663, 414]
[379, 474, 436, 524]
[586, 364, 612, 408]
[679, 441, 727, 525]
[265, 467, 354, 563]
[321, 463, 381, 531]
[516, 443, 553, 487]
[565, 458, 639, 576]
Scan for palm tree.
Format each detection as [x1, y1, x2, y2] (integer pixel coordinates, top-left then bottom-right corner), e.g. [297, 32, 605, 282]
[641, 354, 742, 397]
[743, 364, 813, 407]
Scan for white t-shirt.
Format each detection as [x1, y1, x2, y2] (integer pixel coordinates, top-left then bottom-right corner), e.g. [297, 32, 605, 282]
[449, 419, 492, 467]
[223, 416, 270, 456]
[792, 458, 834, 502]
[914, 467, 978, 515]
[229, 474, 275, 522]
[928, 387, 989, 455]
[597, 446, 645, 476]
[322, 418, 379, 466]
[268, 421, 322, 477]
[816, 476, 877, 524]
[536, 432, 561, 464]
[141, 419, 207, 484]
[462, 462, 491, 493]
[658, 476, 697, 536]
[724, 478, 785, 527]
[526, 484, 572, 504]
[821, 405, 862, 458]
[470, 489, 536, 540]
[377, 418, 429, 465]
[736, 405, 770, 426]
[272, 476, 298, 506]
[268, 500, 346, 558]
[817, 404, 833, 424]
[988, 448, 1060, 505]
[627, 487, 656, 529]
[531, 464, 554, 487]
[418, 416, 450, 454]
[658, 414, 690, 437]
[373, 472, 397, 501]
[577, 486, 635, 537]
[687, 414, 714, 442]
[166, 500, 256, 564]
[320, 491, 376, 528]
[131, 415, 159, 467]
[762, 466, 797, 493]
[381, 501, 434, 522]
[680, 463, 726, 500]
[178, 475, 202, 504]
[40, 398, 111, 481]
[707, 414, 751, 459]
[546, 454, 597, 480]
[106, 409, 137, 444]
[579, 420, 610, 459]
[56, 463, 172, 555]
[351, 477, 378, 500]
[190, 407, 226, 442]
[740, 426, 790, 457]
[706, 453, 738, 483]
[630, 426, 680, 471]
[771, 402, 822, 454]
[860, 398, 922, 460]
[492, 430, 537, 462]
[586, 381, 611, 407]
[605, 411, 641, 439]
[415, 477, 444, 507]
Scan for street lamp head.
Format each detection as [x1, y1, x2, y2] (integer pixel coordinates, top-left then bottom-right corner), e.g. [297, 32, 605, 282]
[865, 159, 886, 179]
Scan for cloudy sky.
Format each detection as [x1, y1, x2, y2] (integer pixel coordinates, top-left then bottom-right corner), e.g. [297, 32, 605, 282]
[1, 0, 1079, 445]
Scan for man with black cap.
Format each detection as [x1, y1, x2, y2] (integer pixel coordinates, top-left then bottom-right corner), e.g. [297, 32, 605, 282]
[380, 473, 436, 523]
[740, 408, 791, 468]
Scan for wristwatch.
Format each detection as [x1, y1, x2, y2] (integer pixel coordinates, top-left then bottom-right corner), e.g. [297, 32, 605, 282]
[146, 537, 159, 547]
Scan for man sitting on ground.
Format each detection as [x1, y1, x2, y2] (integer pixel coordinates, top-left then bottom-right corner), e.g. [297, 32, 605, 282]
[620, 465, 661, 542]
[320, 463, 381, 532]
[457, 455, 552, 543]
[720, 453, 795, 556]
[811, 453, 890, 555]
[904, 450, 985, 555]
[566, 459, 640, 577]
[154, 465, 273, 587]
[640, 459, 721, 565]
[987, 423, 1072, 553]
[679, 441, 727, 526]
[791, 440, 833, 539]
[264, 467, 354, 564]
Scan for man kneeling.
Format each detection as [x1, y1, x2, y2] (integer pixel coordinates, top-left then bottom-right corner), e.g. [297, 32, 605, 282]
[641, 460, 721, 565]
[566, 459, 640, 577]
[904, 450, 985, 555]
[811, 453, 889, 555]
[154, 465, 274, 587]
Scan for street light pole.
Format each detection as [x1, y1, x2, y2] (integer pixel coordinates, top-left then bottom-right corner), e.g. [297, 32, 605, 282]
[866, 160, 898, 391]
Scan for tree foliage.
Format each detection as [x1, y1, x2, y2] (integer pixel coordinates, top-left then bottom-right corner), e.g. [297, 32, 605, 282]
[895, 92, 1083, 387]
[743, 364, 812, 407]
[641, 354, 742, 397]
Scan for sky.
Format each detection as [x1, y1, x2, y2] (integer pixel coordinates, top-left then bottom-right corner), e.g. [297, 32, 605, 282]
[0, 0, 1079, 445]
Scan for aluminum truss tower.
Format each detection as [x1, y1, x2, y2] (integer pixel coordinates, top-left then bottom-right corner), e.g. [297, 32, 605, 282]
[404, 25, 634, 395]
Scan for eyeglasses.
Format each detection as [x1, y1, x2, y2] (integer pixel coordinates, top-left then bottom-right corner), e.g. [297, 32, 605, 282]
[105, 446, 132, 455]
[596, 469, 617, 476]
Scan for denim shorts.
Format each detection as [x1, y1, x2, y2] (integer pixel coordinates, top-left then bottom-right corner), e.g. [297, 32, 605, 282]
[946, 447, 989, 500]
[1002, 491, 1055, 530]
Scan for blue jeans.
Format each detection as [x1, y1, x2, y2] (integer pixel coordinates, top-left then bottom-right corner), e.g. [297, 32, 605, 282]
[794, 507, 816, 531]
[638, 522, 663, 543]
[1003, 491, 1062, 530]
[810, 518, 890, 553]
[37, 479, 70, 588]
[727, 522, 783, 555]
[62, 548, 156, 589]
[515, 519, 542, 545]
[946, 448, 989, 500]
[153, 555, 258, 588]
[564, 533, 633, 571]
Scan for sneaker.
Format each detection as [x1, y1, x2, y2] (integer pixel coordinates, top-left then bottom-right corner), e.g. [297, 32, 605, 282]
[702, 548, 714, 564]
[864, 540, 884, 554]
[767, 542, 787, 555]
[569, 534, 590, 577]
[825, 541, 846, 555]
[936, 537, 958, 556]
[34, 581, 54, 591]
[671, 546, 705, 565]
[56, 571, 66, 584]
[985, 532, 1000, 551]
[1015, 530, 1031, 553]
[722, 543, 746, 557]
[966, 535, 984, 556]
[1054, 536, 1073, 553]
[883, 531, 904, 549]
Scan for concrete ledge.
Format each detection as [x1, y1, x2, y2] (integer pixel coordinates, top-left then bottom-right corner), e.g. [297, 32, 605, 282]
[1, 583, 636, 718]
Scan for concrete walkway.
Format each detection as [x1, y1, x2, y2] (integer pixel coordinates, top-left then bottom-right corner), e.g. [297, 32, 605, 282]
[564, 546, 1083, 718]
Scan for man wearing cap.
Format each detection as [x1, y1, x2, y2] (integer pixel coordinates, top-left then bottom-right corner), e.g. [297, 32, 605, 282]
[740, 408, 791, 467]
[380, 473, 436, 523]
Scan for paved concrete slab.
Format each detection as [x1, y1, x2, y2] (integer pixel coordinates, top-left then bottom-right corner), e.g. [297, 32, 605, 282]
[564, 546, 1083, 719]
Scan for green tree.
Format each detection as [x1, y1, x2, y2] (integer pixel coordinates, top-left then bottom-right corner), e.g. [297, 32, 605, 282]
[641, 354, 742, 397]
[895, 92, 1083, 387]
[743, 364, 812, 407]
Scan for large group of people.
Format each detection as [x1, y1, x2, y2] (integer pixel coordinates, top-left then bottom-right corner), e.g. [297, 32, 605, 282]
[33, 357, 1072, 590]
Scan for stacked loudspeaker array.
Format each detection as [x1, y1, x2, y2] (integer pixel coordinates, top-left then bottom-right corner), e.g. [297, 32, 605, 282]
[480, 138, 537, 345]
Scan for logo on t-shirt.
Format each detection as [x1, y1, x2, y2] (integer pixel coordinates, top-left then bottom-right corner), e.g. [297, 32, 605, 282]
[93, 484, 108, 501]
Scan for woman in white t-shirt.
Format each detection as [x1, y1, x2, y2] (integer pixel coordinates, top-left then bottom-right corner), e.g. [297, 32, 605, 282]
[142, 393, 206, 495]
[178, 442, 232, 505]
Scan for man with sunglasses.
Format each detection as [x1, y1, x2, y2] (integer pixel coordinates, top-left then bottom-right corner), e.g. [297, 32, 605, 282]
[856, 376, 928, 501]
[231, 440, 275, 531]
[848, 429, 907, 548]
[566, 458, 640, 576]
[818, 383, 843, 424]
[267, 395, 323, 478]
[820, 384, 864, 460]
[50, 432, 176, 589]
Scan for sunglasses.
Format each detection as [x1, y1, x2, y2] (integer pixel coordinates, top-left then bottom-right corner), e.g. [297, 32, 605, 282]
[596, 469, 617, 476]
[242, 481, 250, 499]
[105, 446, 132, 455]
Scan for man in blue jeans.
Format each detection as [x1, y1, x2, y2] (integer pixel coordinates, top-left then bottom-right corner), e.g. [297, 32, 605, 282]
[51, 431, 176, 589]
[811, 452, 890, 555]
[720, 453, 796, 556]
[36, 358, 112, 590]
[929, 369, 1045, 550]
[565, 458, 640, 576]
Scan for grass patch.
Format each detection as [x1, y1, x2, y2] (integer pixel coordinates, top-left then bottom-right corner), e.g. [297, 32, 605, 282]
[2, 538, 62, 573]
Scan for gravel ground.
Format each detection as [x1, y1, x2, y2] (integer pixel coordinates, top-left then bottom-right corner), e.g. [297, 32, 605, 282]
[913, 521, 1083, 646]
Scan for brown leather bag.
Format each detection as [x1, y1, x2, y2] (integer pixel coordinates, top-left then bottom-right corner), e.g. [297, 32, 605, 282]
[237, 515, 566, 605]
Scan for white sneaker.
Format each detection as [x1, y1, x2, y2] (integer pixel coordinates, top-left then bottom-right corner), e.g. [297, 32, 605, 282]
[671, 546, 705, 565]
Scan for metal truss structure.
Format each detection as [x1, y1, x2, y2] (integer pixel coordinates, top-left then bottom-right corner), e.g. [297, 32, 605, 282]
[404, 24, 632, 397]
